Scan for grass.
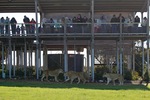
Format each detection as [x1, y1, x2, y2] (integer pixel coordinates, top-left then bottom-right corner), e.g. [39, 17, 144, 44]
[0, 80, 150, 100]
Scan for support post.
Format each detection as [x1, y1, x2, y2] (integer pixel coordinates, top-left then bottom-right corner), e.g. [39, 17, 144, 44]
[43, 45, 48, 70]
[141, 12, 143, 24]
[73, 38, 76, 71]
[39, 41, 41, 75]
[91, 0, 95, 82]
[64, 17, 68, 73]
[119, 48, 123, 74]
[8, 38, 12, 79]
[127, 55, 132, 70]
[116, 41, 119, 74]
[2, 42, 5, 78]
[142, 41, 145, 77]
[30, 47, 33, 67]
[35, 0, 39, 79]
[147, 0, 150, 73]
[28, 45, 31, 67]
[13, 43, 16, 77]
[24, 40, 27, 79]
[132, 41, 135, 71]
[87, 47, 90, 75]
[16, 50, 19, 67]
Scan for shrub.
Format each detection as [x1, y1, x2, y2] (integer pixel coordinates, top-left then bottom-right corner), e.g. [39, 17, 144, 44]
[15, 68, 24, 77]
[94, 66, 109, 81]
[124, 68, 140, 81]
[132, 71, 140, 80]
[124, 69, 132, 80]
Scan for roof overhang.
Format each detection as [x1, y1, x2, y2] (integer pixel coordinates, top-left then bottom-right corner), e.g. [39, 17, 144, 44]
[0, 0, 147, 13]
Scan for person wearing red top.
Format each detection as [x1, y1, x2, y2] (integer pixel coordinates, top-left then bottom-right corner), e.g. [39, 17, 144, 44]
[30, 18, 36, 34]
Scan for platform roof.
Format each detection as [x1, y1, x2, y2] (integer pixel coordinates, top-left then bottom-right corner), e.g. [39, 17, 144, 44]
[0, 0, 147, 13]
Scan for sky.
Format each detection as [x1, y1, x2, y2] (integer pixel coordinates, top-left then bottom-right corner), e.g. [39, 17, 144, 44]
[0, 13, 40, 23]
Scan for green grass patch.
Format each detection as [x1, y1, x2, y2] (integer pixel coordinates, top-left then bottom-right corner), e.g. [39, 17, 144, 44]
[0, 80, 150, 100]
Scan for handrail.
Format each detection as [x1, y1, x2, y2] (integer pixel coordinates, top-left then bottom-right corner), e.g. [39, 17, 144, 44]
[0, 22, 147, 37]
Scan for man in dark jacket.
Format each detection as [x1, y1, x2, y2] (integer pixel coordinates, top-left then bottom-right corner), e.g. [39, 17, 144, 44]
[10, 17, 17, 35]
[23, 16, 30, 34]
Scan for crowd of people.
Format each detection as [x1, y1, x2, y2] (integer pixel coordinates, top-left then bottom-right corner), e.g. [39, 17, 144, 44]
[41, 13, 148, 33]
[0, 16, 36, 35]
[0, 14, 148, 35]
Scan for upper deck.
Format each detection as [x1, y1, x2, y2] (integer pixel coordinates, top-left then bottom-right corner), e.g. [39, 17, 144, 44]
[0, 0, 148, 51]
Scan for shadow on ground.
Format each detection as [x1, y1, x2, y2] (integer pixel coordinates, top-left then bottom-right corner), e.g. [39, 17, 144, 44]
[0, 79, 149, 91]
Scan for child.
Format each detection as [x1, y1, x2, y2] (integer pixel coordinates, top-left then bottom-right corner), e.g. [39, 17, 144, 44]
[21, 24, 25, 35]
[16, 26, 20, 35]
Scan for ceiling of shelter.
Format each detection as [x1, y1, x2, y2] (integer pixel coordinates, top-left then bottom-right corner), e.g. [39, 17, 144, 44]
[0, 0, 147, 13]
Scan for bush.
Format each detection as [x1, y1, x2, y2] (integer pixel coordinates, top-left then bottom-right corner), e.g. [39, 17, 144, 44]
[132, 71, 140, 80]
[26, 67, 35, 77]
[15, 68, 24, 77]
[2, 67, 35, 79]
[124, 68, 140, 81]
[124, 69, 132, 80]
[94, 66, 109, 81]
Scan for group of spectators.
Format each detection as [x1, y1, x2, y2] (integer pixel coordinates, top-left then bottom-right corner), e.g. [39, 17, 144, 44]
[41, 14, 148, 33]
[109, 14, 147, 33]
[0, 13, 148, 35]
[0, 16, 36, 35]
[41, 14, 92, 33]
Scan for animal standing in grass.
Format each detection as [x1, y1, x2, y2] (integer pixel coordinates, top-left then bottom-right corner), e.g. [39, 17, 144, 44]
[103, 73, 124, 85]
[41, 68, 63, 82]
[64, 71, 89, 84]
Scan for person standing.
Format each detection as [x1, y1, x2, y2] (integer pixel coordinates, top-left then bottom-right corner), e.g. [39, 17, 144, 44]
[5, 16, 10, 35]
[23, 15, 30, 34]
[76, 14, 83, 33]
[100, 15, 107, 33]
[21, 24, 25, 35]
[126, 15, 134, 33]
[10, 17, 17, 35]
[117, 14, 125, 33]
[110, 15, 118, 33]
[134, 16, 140, 33]
[50, 18, 54, 33]
[0, 17, 5, 35]
[16, 26, 20, 35]
[141, 17, 147, 33]
[30, 18, 36, 34]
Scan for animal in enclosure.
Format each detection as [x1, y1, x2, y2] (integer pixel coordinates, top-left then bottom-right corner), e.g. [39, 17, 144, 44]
[41, 68, 63, 82]
[103, 73, 124, 85]
[64, 71, 89, 84]
[140, 70, 149, 86]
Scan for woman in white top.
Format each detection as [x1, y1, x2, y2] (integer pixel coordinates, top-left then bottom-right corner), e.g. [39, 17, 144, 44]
[141, 17, 147, 33]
